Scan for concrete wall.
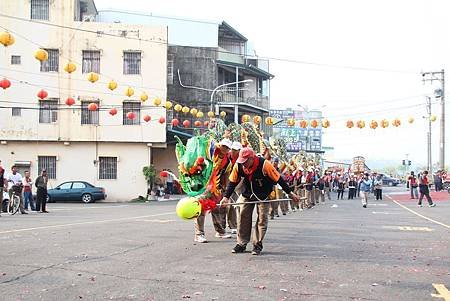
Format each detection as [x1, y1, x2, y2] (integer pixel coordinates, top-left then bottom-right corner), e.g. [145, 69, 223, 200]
[167, 46, 217, 110]
[0, 141, 151, 201]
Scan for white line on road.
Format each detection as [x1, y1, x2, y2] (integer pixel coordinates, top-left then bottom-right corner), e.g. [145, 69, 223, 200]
[0, 212, 175, 235]
[386, 195, 450, 230]
[49, 205, 129, 211]
[372, 211, 401, 215]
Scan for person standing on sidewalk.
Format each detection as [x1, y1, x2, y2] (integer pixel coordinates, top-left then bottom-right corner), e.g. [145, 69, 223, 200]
[418, 171, 436, 207]
[35, 169, 49, 213]
[408, 171, 419, 199]
[374, 174, 383, 200]
[220, 147, 300, 255]
[0, 161, 6, 217]
[360, 173, 372, 208]
[23, 171, 35, 211]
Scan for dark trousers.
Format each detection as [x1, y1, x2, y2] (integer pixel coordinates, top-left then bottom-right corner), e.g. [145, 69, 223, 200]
[375, 189, 382, 200]
[167, 182, 174, 194]
[418, 185, 433, 205]
[36, 187, 47, 212]
[348, 188, 355, 199]
[337, 190, 344, 200]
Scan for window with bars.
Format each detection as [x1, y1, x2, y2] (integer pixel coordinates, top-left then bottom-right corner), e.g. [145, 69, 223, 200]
[40, 49, 59, 72]
[81, 101, 99, 125]
[167, 54, 174, 85]
[82, 50, 100, 73]
[123, 51, 141, 75]
[38, 156, 56, 179]
[123, 102, 141, 125]
[12, 107, 21, 116]
[39, 99, 58, 123]
[99, 157, 117, 179]
[11, 55, 21, 65]
[31, 0, 49, 20]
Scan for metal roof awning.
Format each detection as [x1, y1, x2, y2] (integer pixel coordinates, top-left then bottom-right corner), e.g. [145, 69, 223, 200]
[216, 60, 274, 79]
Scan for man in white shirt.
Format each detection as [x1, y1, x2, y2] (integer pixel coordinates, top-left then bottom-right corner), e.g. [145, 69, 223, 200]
[7, 165, 27, 214]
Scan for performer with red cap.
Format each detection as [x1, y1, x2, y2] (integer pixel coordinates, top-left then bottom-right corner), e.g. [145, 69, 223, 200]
[221, 147, 300, 255]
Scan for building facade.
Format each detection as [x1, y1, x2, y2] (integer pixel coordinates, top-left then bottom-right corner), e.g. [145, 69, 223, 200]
[98, 11, 274, 136]
[0, 0, 168, 201]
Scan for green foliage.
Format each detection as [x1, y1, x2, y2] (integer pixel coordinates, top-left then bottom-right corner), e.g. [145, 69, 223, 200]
[142, 165, 156, 185]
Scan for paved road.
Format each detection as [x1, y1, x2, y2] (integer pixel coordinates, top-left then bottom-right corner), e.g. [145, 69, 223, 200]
[0, 187, 449, 301]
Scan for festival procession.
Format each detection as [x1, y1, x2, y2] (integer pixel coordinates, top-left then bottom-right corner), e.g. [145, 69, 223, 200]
[0, 0, 449, 300]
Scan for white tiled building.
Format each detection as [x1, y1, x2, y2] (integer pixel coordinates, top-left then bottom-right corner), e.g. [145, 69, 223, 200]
[0, 0, 168, 201]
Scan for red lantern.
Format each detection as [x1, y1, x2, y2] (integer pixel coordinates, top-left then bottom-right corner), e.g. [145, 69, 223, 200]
[109, 108, 117, 116]
[183, 120, 190, 128]
[299, 120, 308, 128]
[346, 120, 354, 128]
[88, 103, 98, 111]
[0, 78, 11, 90]
[126, 112, 136, 120]
[37, 89, 48, 100]
[194, 120, 202, 127]
[310, 119, 319, 128]
[171, 118, 180, 127]
[143, 114, 151, 122]
[65, 97, 75, 106]
[203, 121, 209, 127]
[159, 117, 166, 124]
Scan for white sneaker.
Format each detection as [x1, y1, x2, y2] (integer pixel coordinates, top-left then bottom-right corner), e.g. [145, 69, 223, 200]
[230, 229, 237, 234]
[429, 204, 436, 207]
[417, 204, 423, 207]
[194, 234, 207, 243]
[215, 232, 232, 239]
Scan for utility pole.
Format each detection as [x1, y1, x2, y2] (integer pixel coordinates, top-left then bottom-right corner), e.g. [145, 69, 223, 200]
[422, 70, 445, 170]
[426, 96, 432, 172]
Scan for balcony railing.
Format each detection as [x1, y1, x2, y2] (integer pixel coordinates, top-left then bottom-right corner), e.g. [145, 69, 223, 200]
[213, 87, 269, 110]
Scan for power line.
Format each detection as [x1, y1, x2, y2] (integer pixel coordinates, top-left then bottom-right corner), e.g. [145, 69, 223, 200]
[0, 13, 419, 74]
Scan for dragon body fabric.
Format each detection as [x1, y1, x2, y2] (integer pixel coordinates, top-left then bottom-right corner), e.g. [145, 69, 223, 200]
[175, 119, 269, 214]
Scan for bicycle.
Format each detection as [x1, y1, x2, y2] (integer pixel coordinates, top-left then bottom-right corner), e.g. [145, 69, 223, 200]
[7, 184, 22, 215]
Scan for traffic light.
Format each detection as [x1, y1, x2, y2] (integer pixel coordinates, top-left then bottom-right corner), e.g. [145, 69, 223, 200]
[408, 160, 411, 166]
[402, 160, 405, 165]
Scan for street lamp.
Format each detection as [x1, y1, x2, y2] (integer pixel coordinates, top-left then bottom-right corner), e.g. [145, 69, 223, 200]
[210, 79, 253, 112]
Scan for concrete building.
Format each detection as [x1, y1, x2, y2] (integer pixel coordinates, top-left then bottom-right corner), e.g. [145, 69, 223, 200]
[98, 11, 274, 137]
[0, 0, 168, 201]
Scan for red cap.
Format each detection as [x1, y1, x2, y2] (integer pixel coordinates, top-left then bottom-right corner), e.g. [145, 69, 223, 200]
[236, 147, 255, 164]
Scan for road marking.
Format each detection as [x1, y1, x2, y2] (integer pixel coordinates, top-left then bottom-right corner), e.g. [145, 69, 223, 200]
[372, 211, 400, 215]
[431, 283, 450, 301]
[50, 205, 129, 211]
[370, 203, 388, 207]
[387, 195, 450, 230]
[138, 219, 175, 223]
[0, 212, 174, 235]
[383, 226, 434, 232]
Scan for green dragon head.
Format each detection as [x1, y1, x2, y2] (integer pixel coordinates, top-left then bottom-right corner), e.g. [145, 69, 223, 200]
[175, 135, 215, 197]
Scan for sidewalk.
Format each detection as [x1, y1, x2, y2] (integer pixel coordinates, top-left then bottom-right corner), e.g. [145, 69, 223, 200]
[100, 194, 187, 203]
[389, 190, 449, 202]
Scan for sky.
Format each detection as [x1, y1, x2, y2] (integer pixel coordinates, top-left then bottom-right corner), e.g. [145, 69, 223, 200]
[96, 0, 450, 168]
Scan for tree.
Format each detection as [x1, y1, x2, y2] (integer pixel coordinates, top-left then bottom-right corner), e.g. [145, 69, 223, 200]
[142, 165, 156, 199]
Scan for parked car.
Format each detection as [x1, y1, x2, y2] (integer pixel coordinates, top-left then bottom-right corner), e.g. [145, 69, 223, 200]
[380, 174, 400, 186]
[443, 174, 450, 191]
[47, 181, 106, 203]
